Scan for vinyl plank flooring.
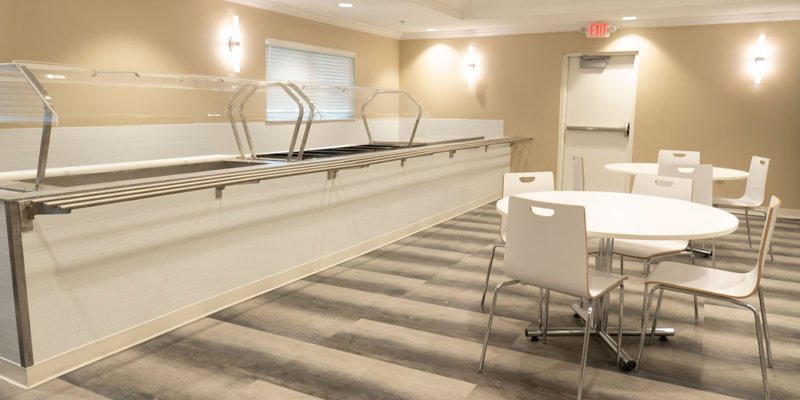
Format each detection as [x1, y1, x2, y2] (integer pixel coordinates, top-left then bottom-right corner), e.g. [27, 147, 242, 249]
[0, 204, 797, 399]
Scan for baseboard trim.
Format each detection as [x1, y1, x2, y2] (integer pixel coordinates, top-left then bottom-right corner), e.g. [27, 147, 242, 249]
[9, 194, 498, 389]
[726, 207, 800, 220]
[778, 208, 800, 220]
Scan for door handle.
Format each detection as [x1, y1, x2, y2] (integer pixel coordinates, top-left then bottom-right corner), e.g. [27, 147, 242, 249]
[566, 122, 630, 137]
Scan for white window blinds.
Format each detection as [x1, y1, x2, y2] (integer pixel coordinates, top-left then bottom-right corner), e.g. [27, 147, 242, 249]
[266, 39, 355, 121]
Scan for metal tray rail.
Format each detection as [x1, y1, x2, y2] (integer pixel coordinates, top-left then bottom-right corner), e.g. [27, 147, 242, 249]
[19, 138, 526, 223]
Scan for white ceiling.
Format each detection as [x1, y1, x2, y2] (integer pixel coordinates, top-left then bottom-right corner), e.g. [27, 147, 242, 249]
[228, 0, 800, 39]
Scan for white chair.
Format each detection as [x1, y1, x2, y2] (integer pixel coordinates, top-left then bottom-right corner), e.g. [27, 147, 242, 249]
[658, 164, 713, 206]
[655, 165, 714, 316]
[481, 171, 554, 308]
[479, 197, 627, 400]
[657, 149, 700, 165]
[572, 154, 585, 191]
[714, 156, 770, 249]
[613, 174, 694, 276]
[637, 196, 781, 400]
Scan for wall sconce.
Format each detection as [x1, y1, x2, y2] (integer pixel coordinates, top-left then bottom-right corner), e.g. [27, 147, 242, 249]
[753, 34, 766, 85]
[464, 45, 479, 87]
[229, 15, 241, 73]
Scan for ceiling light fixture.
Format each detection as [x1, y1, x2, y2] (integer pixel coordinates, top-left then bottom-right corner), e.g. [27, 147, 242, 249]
[622, 16, 637, 21]
[426, 28, 438, 32]
[338, 2, 354, 8]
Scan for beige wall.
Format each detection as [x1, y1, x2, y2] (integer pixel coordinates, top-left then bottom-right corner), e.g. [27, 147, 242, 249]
[0, 0, 398, 88]
[400, 22, 800, 209]
[1, 1, 797, 208]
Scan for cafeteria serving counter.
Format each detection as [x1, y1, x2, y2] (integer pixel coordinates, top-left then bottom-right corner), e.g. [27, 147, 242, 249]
[0, 61, 527, 388]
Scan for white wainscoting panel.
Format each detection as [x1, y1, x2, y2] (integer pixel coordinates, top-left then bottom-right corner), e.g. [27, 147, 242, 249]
[12, 144, 509, 385]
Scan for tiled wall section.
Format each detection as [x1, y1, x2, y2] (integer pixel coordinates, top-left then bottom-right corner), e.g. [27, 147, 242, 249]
[0, 118, 502, 173]
[20, 142, 509, 363]
[0, 121, 365, 173]
[0, 202, 20, 365]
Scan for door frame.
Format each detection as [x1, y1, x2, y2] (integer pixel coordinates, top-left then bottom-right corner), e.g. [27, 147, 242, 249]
[556, 51, 640, 190]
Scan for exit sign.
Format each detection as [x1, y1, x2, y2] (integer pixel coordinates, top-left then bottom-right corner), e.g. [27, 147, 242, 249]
[585, 22, 613, 38]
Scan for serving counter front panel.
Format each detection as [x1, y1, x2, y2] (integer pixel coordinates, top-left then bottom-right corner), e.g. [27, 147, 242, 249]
[0, 203, 19, 365]
[10, 144, 509, 386]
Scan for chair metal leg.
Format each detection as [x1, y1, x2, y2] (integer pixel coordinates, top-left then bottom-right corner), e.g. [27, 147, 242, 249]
[649, 289, 665, 344]
[617, 284, 624, 366]
[636, 285, 659, 371]
[712, 238, 717, 268]
[537, 288, 544, 329]
[737, 301, 771, 400]
[690, 253, 698, 319]
[758, 288, 773, 367]
[481, 243, 503, 309]
[619, 255, 624, 275]
[745, 208, 753, 248]
[478, 280, 519, 372]
[577, 300, 594, 400]
[542, 289, 551, 344]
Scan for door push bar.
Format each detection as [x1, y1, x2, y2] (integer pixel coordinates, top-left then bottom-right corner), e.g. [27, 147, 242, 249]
[567, 122, 630, 137]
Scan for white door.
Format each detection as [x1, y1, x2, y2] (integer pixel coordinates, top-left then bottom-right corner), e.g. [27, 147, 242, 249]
[559, 53, 638, 192]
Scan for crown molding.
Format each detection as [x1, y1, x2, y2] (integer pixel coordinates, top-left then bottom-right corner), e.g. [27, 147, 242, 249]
[401, 11, 800, 40]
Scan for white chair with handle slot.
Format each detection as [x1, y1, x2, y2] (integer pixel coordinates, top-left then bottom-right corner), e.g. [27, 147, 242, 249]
[657, 149, 700, 166]
[613, 174, 694, 276]
[637, 196, 781, 400]
[713, 156, 770, 252]
[481, 171, 554, 308]
[479, 197, 627, 400]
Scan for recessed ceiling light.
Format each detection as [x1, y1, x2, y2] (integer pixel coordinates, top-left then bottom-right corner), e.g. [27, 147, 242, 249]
[622, 16, 637, 21]
[338, 2, 353, 8]
[426, 28, 438, 32]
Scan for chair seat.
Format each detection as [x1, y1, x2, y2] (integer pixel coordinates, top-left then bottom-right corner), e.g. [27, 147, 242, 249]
[612, 238, 688, 259]
[588, 269, 627, 299]
[713, 196, 760, 207]
[646, 261, 757, 299]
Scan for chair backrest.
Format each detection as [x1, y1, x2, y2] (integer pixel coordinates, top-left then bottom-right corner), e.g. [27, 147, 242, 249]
[657, 149, 700, 166]
[572, 155, 585, 191]
[504, 197, 590, 298]
[745, 196, 781, 296]
[503, 171, 555, 197]
[499, 171, 555, 241]
[631, 174, 693, 202]
[658, 164, 713, 205]
[743, 156, 770, 205]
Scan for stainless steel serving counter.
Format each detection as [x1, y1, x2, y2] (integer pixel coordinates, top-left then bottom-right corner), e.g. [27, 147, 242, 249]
[2, 137, 522, 229]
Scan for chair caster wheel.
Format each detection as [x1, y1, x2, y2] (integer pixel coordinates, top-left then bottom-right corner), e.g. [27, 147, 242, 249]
[703, 253, 710, 258]
[530, 336, 539, 342]
[659, 335, 669, 342]
[573, 313, 580, 318]
[620, 360, 636, 372]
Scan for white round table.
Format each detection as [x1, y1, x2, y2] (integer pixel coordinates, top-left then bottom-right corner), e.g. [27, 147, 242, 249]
[495, 191, 739, 367]
[496, 191, 740, 240]
[605, 162, 748, 181]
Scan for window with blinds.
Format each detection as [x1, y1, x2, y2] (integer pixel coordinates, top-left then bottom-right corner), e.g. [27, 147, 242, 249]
[266, 39, 355, 121]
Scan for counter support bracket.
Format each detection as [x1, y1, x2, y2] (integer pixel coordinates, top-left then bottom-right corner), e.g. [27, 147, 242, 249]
[18, 201, 70, 232]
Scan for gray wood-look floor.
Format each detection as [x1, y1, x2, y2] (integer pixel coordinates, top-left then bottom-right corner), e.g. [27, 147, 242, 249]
[1, 203, 798, 399]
